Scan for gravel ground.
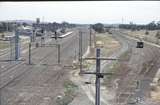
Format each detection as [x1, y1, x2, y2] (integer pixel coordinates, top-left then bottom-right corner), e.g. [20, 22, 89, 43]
[111, 30, 160, 105]
[0, 28, 90, 105]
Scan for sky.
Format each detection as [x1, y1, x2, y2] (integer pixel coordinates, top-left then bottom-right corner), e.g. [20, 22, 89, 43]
[0, 1, 160, 24]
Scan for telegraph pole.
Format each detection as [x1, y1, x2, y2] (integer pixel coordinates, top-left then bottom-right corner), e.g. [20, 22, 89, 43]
[95, 48, 101, 105]
[10, 37, 13, 62]
[79, 31, 83, 72]
[31, 29, 36, 42]
[57, 44, 60, 64]
[28, 43, 31, 64]
[41, 37, 44, 46]
[89, 25, 92, 47]
[94, 32, 96, 47]
[80, 48, 119, 105]
[40, 28, 45, 46]
[80, 48, 113, 105]
[15, 29, 20, 61]
[51, 31, 63, 64]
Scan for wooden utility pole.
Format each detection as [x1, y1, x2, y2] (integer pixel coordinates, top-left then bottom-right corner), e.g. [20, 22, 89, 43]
[89, 25, 92, 47]
[57, 44, 60, 64]
[51, 31, 63, 64]
[15, 29, 20, 61]
[79, 31, 83, 73]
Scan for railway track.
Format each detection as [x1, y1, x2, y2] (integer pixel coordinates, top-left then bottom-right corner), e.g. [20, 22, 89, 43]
[0, 38, 56, 72]
[0, 30, 79, 90]
[0, 29, 90, 105]
[116, 40, 160, 105]
[0, 44, 58, 89]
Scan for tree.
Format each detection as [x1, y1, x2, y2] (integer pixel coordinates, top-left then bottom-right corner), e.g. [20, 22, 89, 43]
[62, 21, 69, 28]
[22, 22, 28, 27]
[155, 31, 160, 39]
[157, 21, 160, 29]
[146, 21, 157, 30]
[92, 23, 105, 33]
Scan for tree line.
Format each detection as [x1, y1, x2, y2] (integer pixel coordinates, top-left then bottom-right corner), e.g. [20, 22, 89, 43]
[91, 21, 160, 33]
[0, 21, 76, 33]
[119, 21, 160, 31]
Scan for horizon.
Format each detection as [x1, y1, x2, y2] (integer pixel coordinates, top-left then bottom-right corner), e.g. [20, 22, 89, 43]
[0, 19, 157, 25]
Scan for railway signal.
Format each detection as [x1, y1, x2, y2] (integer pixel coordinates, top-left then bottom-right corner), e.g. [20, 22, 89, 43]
[50, 31, 63, 64]
[136, 37, 144, 48]
[51, 31, 62, 40]
[41, 29, 44, 34]
[31, 29, 36, 42]
[136, 41, 144, 48]
[40, 28, 45, 46]
[54, 31, 57, 40]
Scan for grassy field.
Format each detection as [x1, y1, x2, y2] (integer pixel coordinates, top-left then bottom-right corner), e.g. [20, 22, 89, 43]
[82, 32, 121, 70]
[0, 41, 10, 49]
[95, 32, 121, 56]
[0, 32, 10, 49]
[150, 69, 160, 102]
[56, 80, 78, 105]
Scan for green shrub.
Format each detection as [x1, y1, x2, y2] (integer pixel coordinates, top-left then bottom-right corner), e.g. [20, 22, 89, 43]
[145, 31, 149, 35]
[56, 81, 78, 105]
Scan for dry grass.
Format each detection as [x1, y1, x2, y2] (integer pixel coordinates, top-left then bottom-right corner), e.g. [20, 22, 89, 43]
[124, 29, 160, 44]
[125, 30, 158, 37]
[103, 49, 132, 87]
[0, 41, 9, 49]
[150, 69, 160, 102]
[95, 33, 121, 56]
[79, 32, 121, 73]
[150, 87, 160, 102]
[56, 80, 78, 105]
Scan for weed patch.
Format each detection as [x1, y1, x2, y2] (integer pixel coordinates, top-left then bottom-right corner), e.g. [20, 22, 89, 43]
[56, 80, 78, 105]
